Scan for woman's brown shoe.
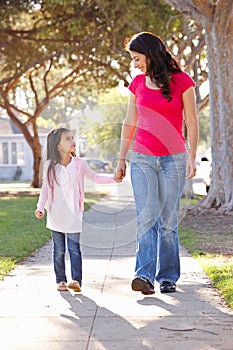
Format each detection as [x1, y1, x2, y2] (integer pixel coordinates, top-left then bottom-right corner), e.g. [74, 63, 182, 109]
[131, 277, 154, 294]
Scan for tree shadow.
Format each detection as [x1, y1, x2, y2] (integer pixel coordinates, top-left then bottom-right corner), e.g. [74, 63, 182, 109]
[58, 275, 233, 350]
[59, 292, 150, 349]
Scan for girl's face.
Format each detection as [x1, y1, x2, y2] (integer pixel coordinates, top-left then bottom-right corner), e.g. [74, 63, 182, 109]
[130, 51, 147, 73]
[57, 131, 76, 155]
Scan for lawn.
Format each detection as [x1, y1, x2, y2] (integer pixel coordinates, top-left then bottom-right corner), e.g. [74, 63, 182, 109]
[179, 198, 233, 309]
[0, 193, 101, 280]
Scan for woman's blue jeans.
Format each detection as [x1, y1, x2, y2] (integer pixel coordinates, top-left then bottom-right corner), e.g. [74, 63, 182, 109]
[51, 231, 82, 285]
[130, 152, 186, 286]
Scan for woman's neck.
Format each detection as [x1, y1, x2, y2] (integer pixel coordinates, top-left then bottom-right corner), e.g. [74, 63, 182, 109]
[146, 76, 160, 90]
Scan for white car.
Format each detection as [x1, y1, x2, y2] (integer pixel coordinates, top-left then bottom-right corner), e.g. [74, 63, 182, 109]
[193, 150, 211, 195]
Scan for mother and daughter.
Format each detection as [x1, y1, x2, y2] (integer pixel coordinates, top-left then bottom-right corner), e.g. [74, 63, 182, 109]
[35, 32, 198, 295]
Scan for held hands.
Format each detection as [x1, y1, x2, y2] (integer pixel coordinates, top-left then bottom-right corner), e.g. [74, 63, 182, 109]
[35, 210, 44, 219]
[114, 172, 123, 183]
[114, 159, 127, 182]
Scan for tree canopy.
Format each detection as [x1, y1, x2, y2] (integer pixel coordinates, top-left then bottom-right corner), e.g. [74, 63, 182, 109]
[0, 0, 209, 188]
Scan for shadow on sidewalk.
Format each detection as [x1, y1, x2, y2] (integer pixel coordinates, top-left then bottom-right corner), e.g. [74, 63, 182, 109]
[58, 277, 233, 350]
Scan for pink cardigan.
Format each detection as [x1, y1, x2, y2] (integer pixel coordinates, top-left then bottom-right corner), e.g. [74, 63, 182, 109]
[36, 157, 115, 214]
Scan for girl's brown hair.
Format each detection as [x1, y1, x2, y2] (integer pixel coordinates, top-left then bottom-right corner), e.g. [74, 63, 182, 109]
[125, 32, 182, 101]
[46, 127, 76, 187]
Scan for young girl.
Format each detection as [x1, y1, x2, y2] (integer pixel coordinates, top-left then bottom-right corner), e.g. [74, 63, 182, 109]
[35, 127, 121, 292]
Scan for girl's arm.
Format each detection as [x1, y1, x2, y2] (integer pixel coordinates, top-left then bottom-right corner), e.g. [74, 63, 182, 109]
[83, 160, 117, 184]
[115, 93, 138, 178]
[183, 86, 199, 179]
[35, 161, 49, 218]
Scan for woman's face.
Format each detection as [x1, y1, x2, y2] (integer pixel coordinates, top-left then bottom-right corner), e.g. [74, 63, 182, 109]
[130, 51, 147, 73]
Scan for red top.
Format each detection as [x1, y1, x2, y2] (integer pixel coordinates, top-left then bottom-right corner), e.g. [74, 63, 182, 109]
[128, 72, 195, 156]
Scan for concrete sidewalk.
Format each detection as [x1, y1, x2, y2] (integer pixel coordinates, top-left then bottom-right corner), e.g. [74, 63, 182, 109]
[0, 181, 233, 350]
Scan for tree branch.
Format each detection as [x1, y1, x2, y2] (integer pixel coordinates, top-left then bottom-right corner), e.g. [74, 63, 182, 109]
[0, 46, 77, 85]
[43, 59, 53, 97]
[162, 0, 215, 21]
[29, 73, 39, 107]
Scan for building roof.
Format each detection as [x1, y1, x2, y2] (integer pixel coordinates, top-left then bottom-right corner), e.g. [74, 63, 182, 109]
[0, 117, 50, 135]
[0, 117, 14, 134]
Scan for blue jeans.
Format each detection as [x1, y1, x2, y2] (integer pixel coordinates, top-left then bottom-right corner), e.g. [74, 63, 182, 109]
[130, 152, 186, 286]
[51, 231, 82, 285]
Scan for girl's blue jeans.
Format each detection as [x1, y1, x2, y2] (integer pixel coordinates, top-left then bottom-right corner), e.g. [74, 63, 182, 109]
[51, 231, 82, 285]
[130, 152, 186, 287]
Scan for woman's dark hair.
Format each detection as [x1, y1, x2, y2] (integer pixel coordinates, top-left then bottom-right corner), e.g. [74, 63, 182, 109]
[46, 127, 76, 187]
[124, 32, 182, 101]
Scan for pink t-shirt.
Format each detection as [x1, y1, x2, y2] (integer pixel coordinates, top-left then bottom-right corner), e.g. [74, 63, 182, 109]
[128, 72, 195, 156]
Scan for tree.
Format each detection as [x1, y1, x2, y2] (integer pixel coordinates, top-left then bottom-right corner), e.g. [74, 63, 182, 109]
[163, 0, 233, 212]
[0, 0, 210, 188]
[0, 0, 129, 186]
[0, 0, 181, 186]
[83, 87, 128, 161]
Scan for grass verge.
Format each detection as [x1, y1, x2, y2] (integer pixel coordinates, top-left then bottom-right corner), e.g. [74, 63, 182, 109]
[179, 225, 233, 309]
[0, 193, 102, 280]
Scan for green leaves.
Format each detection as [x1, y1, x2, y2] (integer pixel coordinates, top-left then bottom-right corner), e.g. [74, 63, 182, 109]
[0, 0, 207, 186]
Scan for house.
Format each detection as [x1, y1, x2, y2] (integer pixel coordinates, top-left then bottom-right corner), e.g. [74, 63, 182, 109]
[0, 117, 48, 181]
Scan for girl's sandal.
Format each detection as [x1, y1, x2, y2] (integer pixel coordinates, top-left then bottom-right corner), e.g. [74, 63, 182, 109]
[68, 280, 81, 292]
[57, 281, 68, 291]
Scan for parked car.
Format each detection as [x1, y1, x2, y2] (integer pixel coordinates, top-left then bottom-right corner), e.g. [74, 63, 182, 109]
[84, 158, 113, 173]
[193, 151, 211, 195]
[200, 156, 211, 193]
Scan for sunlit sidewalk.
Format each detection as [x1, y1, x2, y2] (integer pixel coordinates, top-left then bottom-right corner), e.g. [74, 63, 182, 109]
[0, 182, 232, 350]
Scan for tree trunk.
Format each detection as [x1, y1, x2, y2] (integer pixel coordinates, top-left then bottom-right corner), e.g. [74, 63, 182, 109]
[199, 1, 233, 212]
[164, 0, 233, 212]
[6, 107, 42, 188]
[31, 124, 42, 188]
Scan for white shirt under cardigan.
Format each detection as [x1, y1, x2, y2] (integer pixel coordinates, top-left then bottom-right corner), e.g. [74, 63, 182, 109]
[36, 157, 115, 234]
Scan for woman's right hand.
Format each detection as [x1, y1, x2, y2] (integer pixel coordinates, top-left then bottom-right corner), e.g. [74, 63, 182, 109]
[35, 210, 44, 219]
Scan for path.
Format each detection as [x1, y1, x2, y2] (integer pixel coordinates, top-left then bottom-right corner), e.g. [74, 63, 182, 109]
[0, 180, 232, 349]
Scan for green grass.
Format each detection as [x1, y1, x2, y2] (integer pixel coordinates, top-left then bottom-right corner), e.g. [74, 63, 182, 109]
[179, 225, 233, 309]
[199, 257, 233, 308]
[179, 226, 205, 257]
[0, 193, 102, 280]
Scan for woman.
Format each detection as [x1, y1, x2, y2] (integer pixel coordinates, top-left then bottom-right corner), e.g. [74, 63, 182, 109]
[115, 32, 198, 295]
